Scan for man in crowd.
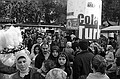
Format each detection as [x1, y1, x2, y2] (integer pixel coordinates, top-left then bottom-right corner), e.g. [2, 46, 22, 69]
[35, 43, 50, 69]
[115, 34, 120, 78]
[73, 40, 94, 79]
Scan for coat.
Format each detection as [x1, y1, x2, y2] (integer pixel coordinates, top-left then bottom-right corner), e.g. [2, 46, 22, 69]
[73, 50, 94, 79]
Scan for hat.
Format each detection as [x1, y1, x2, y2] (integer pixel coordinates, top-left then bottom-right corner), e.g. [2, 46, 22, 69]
[79, 40, 89, 50]
[52, 46, 59, 51]
[66, 42, 72, 47]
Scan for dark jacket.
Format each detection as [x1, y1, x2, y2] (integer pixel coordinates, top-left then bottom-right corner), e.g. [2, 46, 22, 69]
[73, 50, 94, 79]
[0, 60, 17, 79]
[35, 53, 45, 69]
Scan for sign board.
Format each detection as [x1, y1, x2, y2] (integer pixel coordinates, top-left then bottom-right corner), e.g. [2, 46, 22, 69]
[67, 0, 102, 40]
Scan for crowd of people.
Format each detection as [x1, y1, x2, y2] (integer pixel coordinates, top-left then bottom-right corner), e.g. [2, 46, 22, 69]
[0, 27, 120, 79]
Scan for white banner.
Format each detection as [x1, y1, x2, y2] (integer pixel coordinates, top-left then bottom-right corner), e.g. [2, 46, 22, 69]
[67, 0, 102, 39]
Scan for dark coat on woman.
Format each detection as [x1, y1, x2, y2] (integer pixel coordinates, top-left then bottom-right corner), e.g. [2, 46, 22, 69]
[35, 53, 45, 69]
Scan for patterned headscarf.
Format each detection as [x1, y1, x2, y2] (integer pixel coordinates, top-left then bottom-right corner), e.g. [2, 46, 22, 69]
[45, 68, 67, 79]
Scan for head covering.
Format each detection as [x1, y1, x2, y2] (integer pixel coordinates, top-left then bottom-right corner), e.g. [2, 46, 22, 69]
[66, 42, 72, 47]
[106, 45, 113, 50]
[52, 45, 59, 51]
[45, 68, 67, 79]
[15, 49, 31, 72]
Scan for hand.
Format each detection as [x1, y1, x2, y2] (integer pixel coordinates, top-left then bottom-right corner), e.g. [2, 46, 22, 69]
[37, 68, 42, 73]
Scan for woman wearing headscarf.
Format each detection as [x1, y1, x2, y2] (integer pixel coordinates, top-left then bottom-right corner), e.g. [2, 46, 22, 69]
[11, 50, 38, 79]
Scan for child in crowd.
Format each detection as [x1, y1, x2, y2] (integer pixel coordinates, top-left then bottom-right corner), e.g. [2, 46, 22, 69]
[87, 55, 110, 79]
[105, 45, 114, 70]
[56, 52, 72, 79]
[49, 45, 59, 65]
[33, 59, 56, 79]
[63, 42, 74, 62]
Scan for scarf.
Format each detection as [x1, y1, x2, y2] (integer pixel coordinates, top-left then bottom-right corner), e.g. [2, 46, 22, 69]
[15, 49, 31, 77]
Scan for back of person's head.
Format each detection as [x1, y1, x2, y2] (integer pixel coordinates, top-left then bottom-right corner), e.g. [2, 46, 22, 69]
[79, 40, 89, 50]
[106, 45, 113, 51]
[91, 55, 107, 74]
[45, 68, 67, 79]
[43, 59, 56, 72]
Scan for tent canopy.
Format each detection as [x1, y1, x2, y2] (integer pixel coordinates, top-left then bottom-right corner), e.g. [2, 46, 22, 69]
[101, 26, 120, 33]
[101, 26, 120, 31]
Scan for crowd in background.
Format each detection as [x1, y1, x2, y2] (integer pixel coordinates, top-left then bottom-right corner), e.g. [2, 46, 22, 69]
[0, 27, 120, 79]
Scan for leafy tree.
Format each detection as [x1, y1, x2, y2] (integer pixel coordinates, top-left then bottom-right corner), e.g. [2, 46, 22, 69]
[0, 1, 11, 18]
[41, 0, 67, 24]
[10, 0, 41, 23]
[102, 0, 120, 25]
[0, 0, 67, 24]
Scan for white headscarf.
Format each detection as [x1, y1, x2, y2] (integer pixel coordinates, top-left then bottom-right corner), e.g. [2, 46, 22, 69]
[15, 50, 31, 77]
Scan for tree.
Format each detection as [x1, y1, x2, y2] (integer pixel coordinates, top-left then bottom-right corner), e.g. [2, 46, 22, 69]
[0, 0, 67, 24]
[41, 0, 67, 24]
[0, 1, 11, 18]
[10, 0, 41, 24]
[102, 0, 120, 25]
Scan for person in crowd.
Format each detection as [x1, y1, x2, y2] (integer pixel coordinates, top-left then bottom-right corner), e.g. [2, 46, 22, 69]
[74, 42, 82, 57]
[42, 37, 48, 45]
[49, 45, 60, 65]
[56, 52, 72, 79]
[70, 32, 76, 41]
[73, 40, 94, 79]
[45, 68, 67, 79]
[88, 42, 99, 55]
[33, 59, 56, 79]
[105, 45, 114, 69]
[30, 45, 42, 67]
[87, 55, 109, 79]
[35, 43, 50, 69]
[72, 37, 80, 51]
[63, 42, 74, 62]
[51, 35, 59, 47]
[26, 34, 34, 52]
[65, 33, 71, 42]
[115, 34, 120, 78]
[59, 35, 67, 52]
[31, 36, 43, 54]
[11, 51, 38, 79]
[108, 37, 117, 50]
[30, 45, 41, 59]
